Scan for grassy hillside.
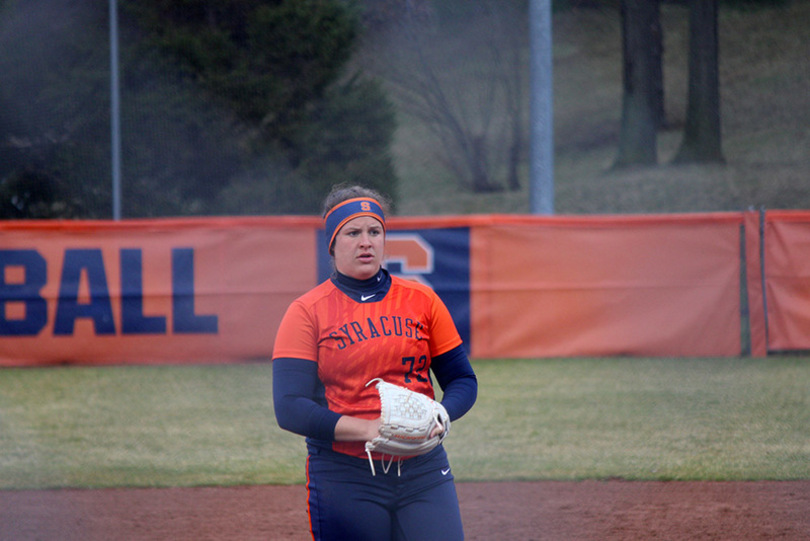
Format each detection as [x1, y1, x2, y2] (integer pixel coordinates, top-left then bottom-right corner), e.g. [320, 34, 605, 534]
[364, 2, 810, 216]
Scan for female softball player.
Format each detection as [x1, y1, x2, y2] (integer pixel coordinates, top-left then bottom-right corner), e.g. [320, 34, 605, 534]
[272, 184, 478, 541]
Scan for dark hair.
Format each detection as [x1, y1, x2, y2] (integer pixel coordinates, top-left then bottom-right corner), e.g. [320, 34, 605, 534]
[321, 184, 391, 219]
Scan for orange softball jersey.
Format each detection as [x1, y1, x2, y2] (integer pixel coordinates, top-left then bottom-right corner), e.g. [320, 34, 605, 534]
[272, 275, 462, 457]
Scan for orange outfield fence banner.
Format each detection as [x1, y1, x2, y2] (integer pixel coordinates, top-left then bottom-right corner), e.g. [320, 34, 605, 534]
[757, 210, 810, 353]
[468, 214, 744, 358]
[0, 211, 807, 366]
[0, 217, 320, 366]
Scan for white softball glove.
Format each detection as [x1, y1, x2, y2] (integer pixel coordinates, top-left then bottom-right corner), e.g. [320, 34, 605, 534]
[364, 378, 450, 474]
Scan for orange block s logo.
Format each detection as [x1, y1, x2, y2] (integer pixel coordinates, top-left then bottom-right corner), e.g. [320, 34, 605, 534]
[384, 234, 435, 287]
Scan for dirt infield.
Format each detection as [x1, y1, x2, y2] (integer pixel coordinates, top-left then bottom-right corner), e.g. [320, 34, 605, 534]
[2, 481, 809, 540]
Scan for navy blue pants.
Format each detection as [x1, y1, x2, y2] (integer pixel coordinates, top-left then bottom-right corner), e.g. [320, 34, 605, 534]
[306, 445, 464, 541]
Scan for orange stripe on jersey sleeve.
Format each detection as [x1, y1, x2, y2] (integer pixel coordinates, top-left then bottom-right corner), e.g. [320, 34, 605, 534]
[272, 297, 320, 361]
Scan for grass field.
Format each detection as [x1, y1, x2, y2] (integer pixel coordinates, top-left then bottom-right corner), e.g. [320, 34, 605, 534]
[1, 357, 808, 490]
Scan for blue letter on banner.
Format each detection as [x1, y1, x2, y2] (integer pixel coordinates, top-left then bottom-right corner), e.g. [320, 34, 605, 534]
[172, 248, 218, 334]
[121, 249, 167, 334]
[54, 249, 116, 335]
[0, 250, 48, 336]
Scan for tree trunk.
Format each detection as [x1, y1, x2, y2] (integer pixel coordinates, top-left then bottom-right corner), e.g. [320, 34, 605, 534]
[614, 0, 660, 168]
[673, 0, 724, 163]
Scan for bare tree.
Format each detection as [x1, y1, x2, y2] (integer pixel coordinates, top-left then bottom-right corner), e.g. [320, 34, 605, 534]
[672, 0, 724, 164]
[614, 0, 662, 167]
[360, 0, 527, 193]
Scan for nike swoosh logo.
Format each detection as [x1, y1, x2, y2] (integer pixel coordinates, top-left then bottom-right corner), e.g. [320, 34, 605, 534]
[361, 294, 376, 301]
[441, 468, 451, 476]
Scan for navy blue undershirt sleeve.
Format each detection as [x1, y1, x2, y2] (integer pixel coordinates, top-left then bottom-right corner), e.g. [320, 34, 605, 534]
[430, 345, 478, 421]
[273, 357, 341, 441]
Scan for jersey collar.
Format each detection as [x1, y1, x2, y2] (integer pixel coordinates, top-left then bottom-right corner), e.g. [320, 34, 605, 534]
[332, 268, 392, 303]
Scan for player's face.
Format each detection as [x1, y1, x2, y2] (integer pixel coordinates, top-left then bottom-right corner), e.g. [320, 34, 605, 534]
[333, 215, 385, 280]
